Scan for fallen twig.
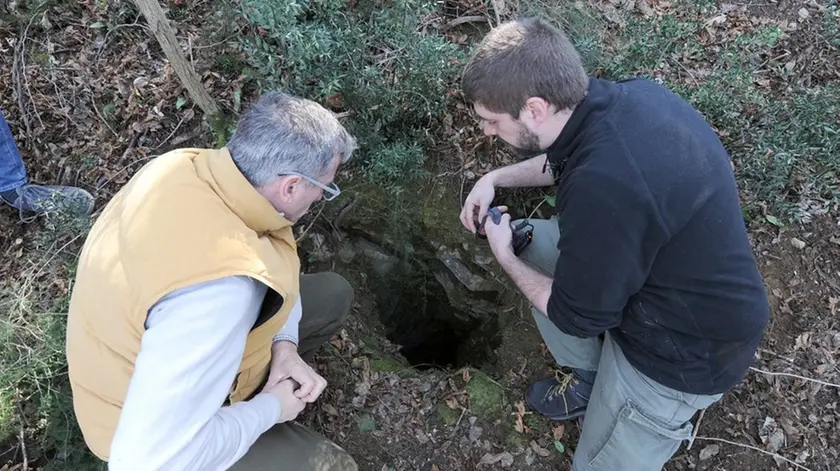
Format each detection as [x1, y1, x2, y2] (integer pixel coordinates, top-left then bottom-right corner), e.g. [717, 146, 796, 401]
[527, 197, 546, 219]
[686, 408, 705, 450]
[490, 0, 503, 26]
[296, 204, 325, 243]
[169, 127, 202, 147]
[12, 18, 35, 146]
[155, 107, 193, 150]
[118, 134, 141, 165]
[332, 197, 356, 230]
[19, 423, 28, 471]
[87, 89, 119, 138]
[757, 347, 795, 363]
[455, 405, 468, 428]
[95, 154, 158, 192]
[750, 366, 840, 389]
[96, 20, 149, 62]
[444, 15, 489, 30]
[694, 436, 811, 471]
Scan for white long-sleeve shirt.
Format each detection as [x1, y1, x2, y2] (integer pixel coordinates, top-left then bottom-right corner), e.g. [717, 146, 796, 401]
[108, 276, 302, 470]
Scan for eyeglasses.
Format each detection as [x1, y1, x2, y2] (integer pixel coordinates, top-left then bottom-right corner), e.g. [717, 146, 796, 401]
[279, 171, 341, 201]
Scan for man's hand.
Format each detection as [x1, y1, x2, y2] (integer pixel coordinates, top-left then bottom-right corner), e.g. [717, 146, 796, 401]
[460, 173, 496, 234]
[266, 341, 327, 403]
[263, 379, 306, 423]
[484, 206, 515, 261]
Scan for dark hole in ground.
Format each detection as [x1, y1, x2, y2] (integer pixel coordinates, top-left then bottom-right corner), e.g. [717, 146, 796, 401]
[358, 237, 503, 371]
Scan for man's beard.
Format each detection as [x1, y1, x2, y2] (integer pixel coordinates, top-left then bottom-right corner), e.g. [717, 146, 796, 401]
[510, 124, 544, 159]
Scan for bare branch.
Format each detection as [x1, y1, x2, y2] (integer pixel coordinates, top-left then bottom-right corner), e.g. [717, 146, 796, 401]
[750, 366, 840, 389]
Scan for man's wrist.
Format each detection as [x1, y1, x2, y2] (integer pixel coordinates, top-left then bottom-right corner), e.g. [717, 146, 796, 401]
[495, 248, 518, 267]
[485, 169, 501, 188]
[271, 339, 298, 355]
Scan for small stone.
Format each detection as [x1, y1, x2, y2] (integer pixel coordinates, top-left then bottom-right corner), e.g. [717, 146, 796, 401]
[530, 440, 552, 457]
[791, 237, 806, 249]
[796, 449, 810, 464]
[524, 448, 536, 465]
[798, 7, 810, 19]
[338, 241, 356, 263]
[468, 423, 483, 442]
[133, 76, 150, 89]
[699, 444, 720, 460]
[759, 416, 786, 453]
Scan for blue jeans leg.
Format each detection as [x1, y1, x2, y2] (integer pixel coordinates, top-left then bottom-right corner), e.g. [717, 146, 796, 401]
[0, 110, 28, 192]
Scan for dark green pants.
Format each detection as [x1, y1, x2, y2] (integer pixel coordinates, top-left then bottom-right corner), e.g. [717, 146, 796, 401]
[230, 272, 358, 471]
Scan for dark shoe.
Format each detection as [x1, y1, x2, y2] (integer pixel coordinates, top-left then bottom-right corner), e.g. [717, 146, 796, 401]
[1, 183, 94, 221]
[526, 369, 596, 421]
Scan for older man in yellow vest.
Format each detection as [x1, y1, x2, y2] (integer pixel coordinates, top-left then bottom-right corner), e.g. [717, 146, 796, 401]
[66, 91, 359, 470]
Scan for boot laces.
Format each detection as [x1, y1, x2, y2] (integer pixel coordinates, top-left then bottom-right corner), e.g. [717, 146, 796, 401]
[546, 370, 577, 413]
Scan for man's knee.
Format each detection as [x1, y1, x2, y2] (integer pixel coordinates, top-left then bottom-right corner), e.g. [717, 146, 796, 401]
[303, 271, 354, 325]
[322, 272, 353, 321]
[513, 217, 560, 275]
[232, 423, 358, 470]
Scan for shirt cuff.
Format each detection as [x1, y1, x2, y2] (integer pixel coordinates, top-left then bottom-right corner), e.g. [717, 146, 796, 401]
[273, 296, 302, 345]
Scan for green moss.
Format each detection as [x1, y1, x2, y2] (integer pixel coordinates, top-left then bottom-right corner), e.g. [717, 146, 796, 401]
[435, 403, 461, 427]
[505, 429, 526, 448]
[362, 333, 382, 352]
[417, 180, 467, 247]
[370, 355, 406, 373]
[466, 369, 505, 419]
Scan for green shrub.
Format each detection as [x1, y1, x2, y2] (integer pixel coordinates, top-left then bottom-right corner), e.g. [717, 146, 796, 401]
[237, 0, 467, 190]
[521, 0, 840, 222]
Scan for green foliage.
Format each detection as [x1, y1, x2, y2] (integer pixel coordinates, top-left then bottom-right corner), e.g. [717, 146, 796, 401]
[525, 0, 840, 222]
[364, 142, 428, 192]
[0, 218, 102, 469]
[237, 0, 466, 189]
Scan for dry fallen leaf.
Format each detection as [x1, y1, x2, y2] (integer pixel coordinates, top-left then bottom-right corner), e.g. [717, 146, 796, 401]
[759, 417, 786, 453]
[479, 452, 514, 467]
[699, 444, 720, 460]
[553, 424, 566, 441]
[530, 440, 551, 457]
[445, 397, 460, 410]
[514, 401, 527, 433]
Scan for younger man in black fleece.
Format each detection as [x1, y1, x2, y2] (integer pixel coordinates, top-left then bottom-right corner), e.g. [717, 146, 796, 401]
[458, 18, 769, 470]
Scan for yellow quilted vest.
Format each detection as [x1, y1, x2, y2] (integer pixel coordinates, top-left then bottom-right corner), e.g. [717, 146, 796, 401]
[66, 147, 300, 460]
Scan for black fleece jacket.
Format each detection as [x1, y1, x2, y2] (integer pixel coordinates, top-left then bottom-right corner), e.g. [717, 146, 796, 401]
[544, 77, 770, 395]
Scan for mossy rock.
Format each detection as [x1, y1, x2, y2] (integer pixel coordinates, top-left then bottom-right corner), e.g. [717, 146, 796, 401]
[466, 369, 505, 419]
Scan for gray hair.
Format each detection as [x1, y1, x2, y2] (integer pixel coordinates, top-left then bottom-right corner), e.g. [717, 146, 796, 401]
[227, 91, 357, 187]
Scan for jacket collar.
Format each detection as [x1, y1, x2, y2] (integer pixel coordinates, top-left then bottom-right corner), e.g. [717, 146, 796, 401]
[198, 147, 295, 240]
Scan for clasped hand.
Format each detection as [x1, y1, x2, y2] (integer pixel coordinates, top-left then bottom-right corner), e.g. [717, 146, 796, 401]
[261, 340, 327, 423]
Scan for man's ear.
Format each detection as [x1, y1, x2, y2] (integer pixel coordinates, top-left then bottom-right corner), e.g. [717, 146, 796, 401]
[276, 175, 302, 203]
[522, 97, 551, 124]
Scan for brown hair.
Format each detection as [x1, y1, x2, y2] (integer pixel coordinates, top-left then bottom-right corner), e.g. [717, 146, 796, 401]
[461, 17, 589, 117]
